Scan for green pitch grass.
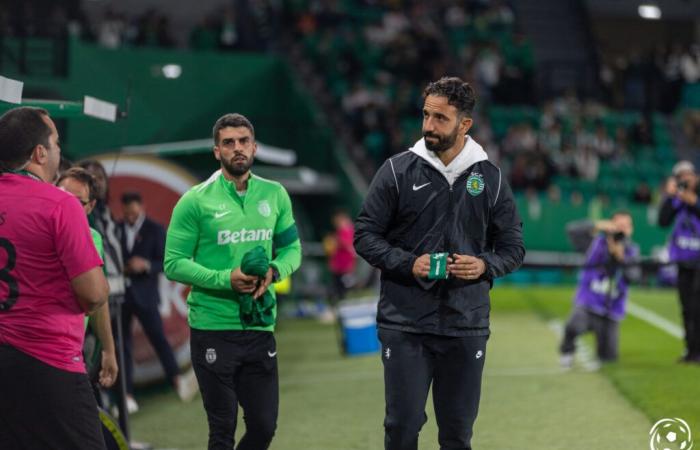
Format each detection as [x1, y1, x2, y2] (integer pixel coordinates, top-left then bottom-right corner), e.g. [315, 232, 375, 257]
[128, 286, 697, 449]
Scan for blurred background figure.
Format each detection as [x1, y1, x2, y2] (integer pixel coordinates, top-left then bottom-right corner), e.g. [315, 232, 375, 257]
[120, 192, 197, 412]
[658, 161, 700, 363]
[324, 209, 357, 305]
[560, 212, 640, 367]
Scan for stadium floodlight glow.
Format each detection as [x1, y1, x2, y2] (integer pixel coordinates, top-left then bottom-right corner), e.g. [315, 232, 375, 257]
[162, 64, 182, 79]
[638, 4, 661, 20]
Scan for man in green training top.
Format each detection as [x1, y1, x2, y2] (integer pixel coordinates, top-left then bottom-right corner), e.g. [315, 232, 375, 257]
[164, 113, 302, 450]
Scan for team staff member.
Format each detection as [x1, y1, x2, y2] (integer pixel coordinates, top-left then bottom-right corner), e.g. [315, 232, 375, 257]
[355, 77, 525, 450]
[164, 113, 302, 450]
[658, 161, 700, 363]
[57, 167, 119, 387]
[0, 107, 109, 449]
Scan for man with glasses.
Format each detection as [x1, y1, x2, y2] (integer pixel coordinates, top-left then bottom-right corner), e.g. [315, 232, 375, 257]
[57, 167, 119, 388]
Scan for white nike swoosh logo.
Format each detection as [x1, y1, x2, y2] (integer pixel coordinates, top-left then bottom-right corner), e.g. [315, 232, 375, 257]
[413, 182, 431, 191]
[214, 211, 231, 219]
[268, 351, 277, 358]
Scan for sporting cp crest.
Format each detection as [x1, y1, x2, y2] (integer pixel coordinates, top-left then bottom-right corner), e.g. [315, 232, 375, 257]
[205, 348, 217, 364]
[258, 200, 272, 217]
[466, 172, 485, 196]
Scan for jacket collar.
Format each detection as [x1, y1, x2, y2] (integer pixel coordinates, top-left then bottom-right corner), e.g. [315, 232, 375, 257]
[410, 135, 488, 186]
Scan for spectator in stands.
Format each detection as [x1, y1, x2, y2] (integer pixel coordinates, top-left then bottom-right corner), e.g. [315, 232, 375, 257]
[629, 116, 654, 147]
[658, 161, 700, 363]
[574, 146, 599, 181]
[560, 212, 640, 367]
[590, 122, 615, 160]
[632, 181, 652, 204]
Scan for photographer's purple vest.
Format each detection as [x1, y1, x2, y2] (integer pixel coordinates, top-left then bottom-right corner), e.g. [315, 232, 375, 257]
[574, 235, 636, 321]
[668, 198, 700, 265]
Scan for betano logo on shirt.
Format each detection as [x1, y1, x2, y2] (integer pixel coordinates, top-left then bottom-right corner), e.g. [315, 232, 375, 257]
[217, 228, 273, 245]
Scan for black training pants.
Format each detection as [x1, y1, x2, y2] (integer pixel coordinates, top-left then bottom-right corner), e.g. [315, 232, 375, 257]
[378, 328, 488, 450]
[678, 267, 700, 358]
[191, 329, 278, 450]
[0, 345, 106, 450]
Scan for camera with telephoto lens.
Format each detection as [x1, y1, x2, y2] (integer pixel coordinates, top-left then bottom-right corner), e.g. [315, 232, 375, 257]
[610, 231, 625, 242]
[678, 180, 689, 192]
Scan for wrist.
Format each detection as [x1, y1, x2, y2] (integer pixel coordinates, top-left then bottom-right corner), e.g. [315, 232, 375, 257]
[270, 265, 280, 282]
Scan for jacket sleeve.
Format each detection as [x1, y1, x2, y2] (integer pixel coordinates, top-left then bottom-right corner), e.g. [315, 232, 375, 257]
[565, 219, 595, 253]
[658, 196, 679, 227]
[478, 177, 525, 279]
[584, 235, 609, 266]
[271, 186, 302, 279]
[149, 222, 166, 275]
[164, 192, 233, 290]
[354, 160, 417, 278]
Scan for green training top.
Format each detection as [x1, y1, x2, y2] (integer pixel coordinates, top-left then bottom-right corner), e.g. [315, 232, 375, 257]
[164, 170, 302, 331]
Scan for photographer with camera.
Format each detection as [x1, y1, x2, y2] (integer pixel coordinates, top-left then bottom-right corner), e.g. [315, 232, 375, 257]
[560, 212, 639, 367]
[658, 160, 700, 363]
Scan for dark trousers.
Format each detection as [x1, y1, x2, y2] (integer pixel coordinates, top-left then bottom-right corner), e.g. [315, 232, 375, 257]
[0, 345, 106, 450]
[378, 328, 488, 450]
[191, 329, 278, 450]
[678, 267, 700, 357]
[122, 289, 179, 394]
[560, 307, 620, 361]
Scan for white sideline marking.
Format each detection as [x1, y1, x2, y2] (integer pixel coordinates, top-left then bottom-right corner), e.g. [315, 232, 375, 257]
[626, 302, 683, 339]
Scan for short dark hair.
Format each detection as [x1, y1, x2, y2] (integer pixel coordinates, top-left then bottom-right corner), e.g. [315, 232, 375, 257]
[57, 167, 99, 202]
[0, 107, 51, 171]
[212, 113, 255, 145]
[423, 77, 476, 117]
[121, 191, 142, 205]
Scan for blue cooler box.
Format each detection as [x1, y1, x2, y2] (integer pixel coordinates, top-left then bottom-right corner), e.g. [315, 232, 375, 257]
[338, 301, 380, 355]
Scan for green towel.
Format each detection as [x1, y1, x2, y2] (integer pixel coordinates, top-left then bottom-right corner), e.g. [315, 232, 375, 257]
[238, 246, 275, 327]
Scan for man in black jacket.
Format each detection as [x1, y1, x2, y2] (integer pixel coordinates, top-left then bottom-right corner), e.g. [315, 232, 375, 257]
[355, 77, 524, 450]
[120, 192, 197, 411]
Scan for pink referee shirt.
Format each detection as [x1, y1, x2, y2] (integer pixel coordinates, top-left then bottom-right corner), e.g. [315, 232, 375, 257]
[0, 173, 103, 373]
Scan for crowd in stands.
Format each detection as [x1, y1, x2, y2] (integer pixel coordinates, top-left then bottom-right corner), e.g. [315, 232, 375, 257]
[93, 9, 174, 49]
[4, 0, 697, 208]
[600, 43, 700, 113]
[289, 0, 534, 170]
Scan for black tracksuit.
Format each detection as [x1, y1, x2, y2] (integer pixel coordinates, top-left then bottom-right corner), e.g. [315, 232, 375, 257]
[355, 149, 524, 450]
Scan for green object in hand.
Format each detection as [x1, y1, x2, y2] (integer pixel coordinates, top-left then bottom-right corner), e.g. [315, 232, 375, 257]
[428, 252, 449, 280]
[238, 246, 275, 327]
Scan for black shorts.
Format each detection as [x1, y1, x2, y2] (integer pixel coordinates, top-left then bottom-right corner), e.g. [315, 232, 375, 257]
[0, 344, 106, 450]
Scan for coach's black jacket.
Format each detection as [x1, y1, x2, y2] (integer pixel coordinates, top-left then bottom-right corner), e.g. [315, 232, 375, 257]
[355, 136, 525, 336]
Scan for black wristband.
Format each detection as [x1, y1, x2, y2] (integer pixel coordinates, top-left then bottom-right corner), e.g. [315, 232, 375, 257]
[271, 266, 281, 283]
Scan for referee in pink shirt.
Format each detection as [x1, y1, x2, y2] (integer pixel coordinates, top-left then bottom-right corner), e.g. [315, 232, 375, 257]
[0, 107, 110, 449]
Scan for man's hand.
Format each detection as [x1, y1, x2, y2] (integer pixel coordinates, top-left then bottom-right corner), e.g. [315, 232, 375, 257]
[447, 254, 486, 281]
[252, 268, 274, 300]
[678, 189, 698, 206]
[412, 254, 431, 278]
[99, 350, 118, 388]
[594, 220, 617, 234]
[230, 268, 258, 293]
[125, 256, 150, 274]
[606, 236, 626, 262]
[664, 177, 678, 197]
